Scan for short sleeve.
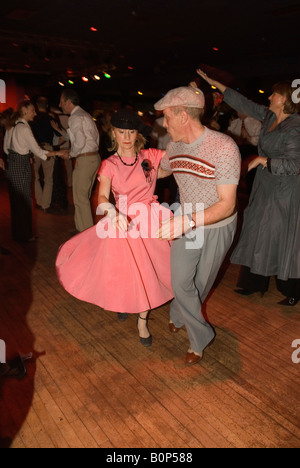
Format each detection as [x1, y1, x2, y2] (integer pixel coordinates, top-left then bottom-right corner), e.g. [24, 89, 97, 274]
[215, 139, 241, 185]
[98, 158, 114, 182]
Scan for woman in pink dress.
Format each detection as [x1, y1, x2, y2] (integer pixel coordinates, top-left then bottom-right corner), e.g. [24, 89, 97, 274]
[56, 109, 174, 347]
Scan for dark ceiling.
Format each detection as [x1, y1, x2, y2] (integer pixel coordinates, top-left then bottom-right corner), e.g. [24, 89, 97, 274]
[0, 0, 300, 102]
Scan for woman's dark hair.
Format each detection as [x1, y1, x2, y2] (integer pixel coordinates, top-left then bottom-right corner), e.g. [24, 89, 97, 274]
[61, 88, 80, 106]
[0, 107, 16, 129]
[272, 80, 300, 115]
[0, 107, 14, 120]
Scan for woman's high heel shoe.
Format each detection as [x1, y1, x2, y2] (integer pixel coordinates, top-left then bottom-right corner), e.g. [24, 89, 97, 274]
[278, 297, 299, 307]
[117, 313, 128, 322]
[137, 315, 152, 347]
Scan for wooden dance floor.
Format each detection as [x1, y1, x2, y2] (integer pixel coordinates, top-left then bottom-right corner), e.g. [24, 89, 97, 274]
[0, 177, 299, 448]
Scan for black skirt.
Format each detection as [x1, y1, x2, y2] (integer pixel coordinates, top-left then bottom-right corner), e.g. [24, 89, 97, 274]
[6, 150, 33, 242]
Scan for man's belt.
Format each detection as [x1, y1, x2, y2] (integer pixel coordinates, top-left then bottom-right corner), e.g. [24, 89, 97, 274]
[76, 151, 99, 159]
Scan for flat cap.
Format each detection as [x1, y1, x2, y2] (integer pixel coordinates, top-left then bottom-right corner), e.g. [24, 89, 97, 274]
[154, 86, 205, 110]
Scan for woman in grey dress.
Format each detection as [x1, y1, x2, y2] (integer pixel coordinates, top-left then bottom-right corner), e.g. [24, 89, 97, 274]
[197, 69, 300, 306]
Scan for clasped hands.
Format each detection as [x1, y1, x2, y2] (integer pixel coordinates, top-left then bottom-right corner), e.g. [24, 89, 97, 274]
[104, 205, 191, 241]
[55, 150, 70, 160]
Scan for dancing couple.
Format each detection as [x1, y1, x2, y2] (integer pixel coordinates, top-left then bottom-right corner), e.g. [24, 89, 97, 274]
[56, 85, 241, 365]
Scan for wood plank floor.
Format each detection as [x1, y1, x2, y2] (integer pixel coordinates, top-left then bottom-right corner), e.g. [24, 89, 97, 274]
[0, 176, 299, 448]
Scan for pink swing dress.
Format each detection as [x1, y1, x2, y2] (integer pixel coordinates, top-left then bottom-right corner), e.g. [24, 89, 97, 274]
[56, 148, 174, 313]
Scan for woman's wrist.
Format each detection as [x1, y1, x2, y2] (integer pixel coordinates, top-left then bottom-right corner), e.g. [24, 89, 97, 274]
[261, 157, 268, 169]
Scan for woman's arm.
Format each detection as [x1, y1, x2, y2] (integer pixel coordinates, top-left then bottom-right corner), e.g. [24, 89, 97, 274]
[248, 126, 300, 175]
[97, 175, 128, 231]
[20, 125, 65, 159]
[197, 68, 268, 122]
[98, 175, 112, 207]
[158, 151, 173, 179]
[269, 127, 300, 176]
[248, 157, 268, 172]
[158, 167, 173, 179]
[196, 69, 227, 94]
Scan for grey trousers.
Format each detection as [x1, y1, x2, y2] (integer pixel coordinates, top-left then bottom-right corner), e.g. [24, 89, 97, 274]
[170, 218, 237, 354]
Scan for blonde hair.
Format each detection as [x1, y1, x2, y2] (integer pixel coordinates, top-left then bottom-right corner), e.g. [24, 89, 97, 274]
[108, 127, 146, 153]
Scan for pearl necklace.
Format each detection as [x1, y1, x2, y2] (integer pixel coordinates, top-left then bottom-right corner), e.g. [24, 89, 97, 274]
[117, 152, 138, 166]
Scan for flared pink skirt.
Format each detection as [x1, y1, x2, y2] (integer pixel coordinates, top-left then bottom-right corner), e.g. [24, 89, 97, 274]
[56, 202, 174, 313]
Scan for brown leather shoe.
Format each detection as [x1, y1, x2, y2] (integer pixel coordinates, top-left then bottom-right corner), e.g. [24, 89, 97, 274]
[169, 322, 182, 334]
[185, 351, 203, 366]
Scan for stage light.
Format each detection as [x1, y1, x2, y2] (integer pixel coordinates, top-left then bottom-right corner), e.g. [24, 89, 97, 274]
[68, 80, 74, 85]
[94, 75, 101, 81]
[259, 89, 265, 94]
[90, 27, 98, 32]
[82, 76, 89, 82]
[212, 47, 219, 51]
[104, 73, 111, 79]
[58, 82, 65, 87]
[138, 91, 143, 96]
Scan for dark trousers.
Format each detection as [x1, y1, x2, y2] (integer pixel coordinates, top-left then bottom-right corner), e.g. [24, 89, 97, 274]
[6, 151, 33, 242]
[237, 266, 300, 300]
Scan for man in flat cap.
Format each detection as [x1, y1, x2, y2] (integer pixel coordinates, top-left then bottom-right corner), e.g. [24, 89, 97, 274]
[155, 85, 241, 366]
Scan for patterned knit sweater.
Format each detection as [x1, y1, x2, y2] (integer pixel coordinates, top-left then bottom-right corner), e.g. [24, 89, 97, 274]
[161, 127, 241, 227]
